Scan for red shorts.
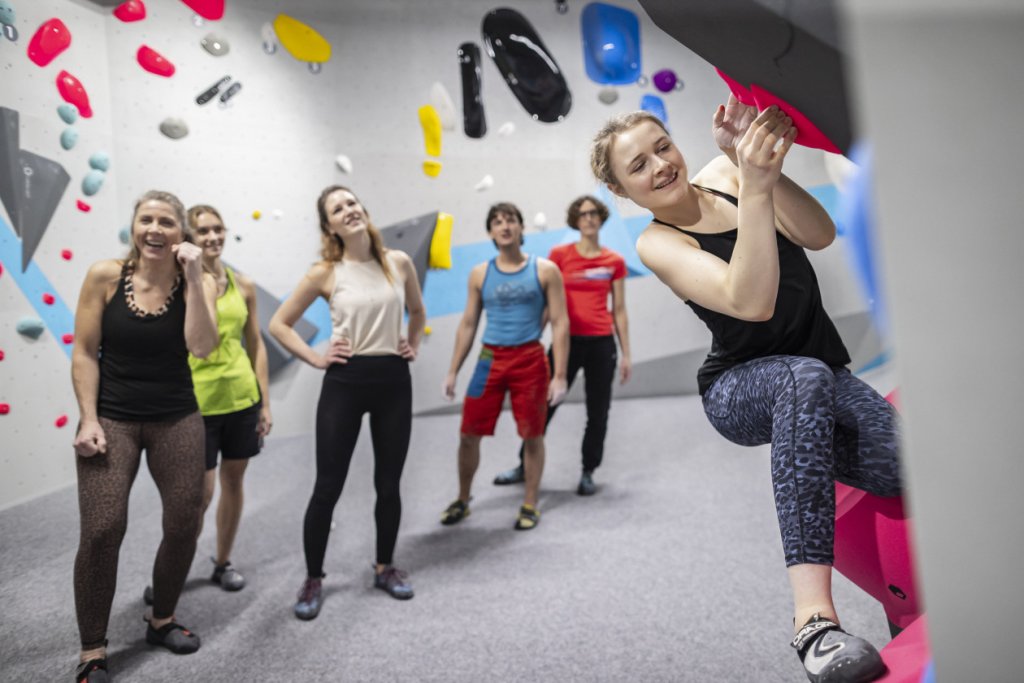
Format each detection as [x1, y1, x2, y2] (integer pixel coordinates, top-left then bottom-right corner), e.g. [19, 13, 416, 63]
[460, 341, 549, 439]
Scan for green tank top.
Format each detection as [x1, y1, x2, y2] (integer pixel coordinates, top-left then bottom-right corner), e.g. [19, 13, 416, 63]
[189, 267, 261, 415]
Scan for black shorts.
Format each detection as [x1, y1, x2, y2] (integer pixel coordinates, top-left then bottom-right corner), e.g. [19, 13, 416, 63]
[203, 402, 263, 470]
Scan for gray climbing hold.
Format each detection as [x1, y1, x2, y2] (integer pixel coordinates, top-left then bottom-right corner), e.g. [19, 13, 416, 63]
[159, 117, 189, 139]
[58, 104, 79, 124]
[82, 169, 105, 196]
[118, 226, 130, 244]
[88, 151, 110, 172]
[598, 87, 619, 105]
[201, 33, 229, 56]
[60, 128, 78, 150]
[16, 317, 45, 340]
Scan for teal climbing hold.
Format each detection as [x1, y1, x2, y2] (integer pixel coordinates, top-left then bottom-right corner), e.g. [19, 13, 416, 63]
[16, 317, 46, 340]
[58, 103, 79, 124]
[88, 151, 110, 172]
[60, 127, 78, 150]
[82, 169, 105, 196]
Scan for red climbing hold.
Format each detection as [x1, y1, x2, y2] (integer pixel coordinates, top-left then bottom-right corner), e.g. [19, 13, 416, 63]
[56, 71, 93, 118]
[0, 349, 5, 361]
[0, 404, 9, 415]
[55, 415, 69, 428]
[42, 293, 56, 305]
[180, 0, 224, 20]
[28, 18, 72, 67]
[77, 200, 91, 212]
[62, 334, 75, 344]
[137, 45, 176, 77]
[61, 249, 73, 260]
[113, 0, 146, 22]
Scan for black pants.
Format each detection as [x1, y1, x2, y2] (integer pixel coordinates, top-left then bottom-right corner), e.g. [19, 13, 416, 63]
[518, 335, 617, 472]
[304, 356, 411, 577]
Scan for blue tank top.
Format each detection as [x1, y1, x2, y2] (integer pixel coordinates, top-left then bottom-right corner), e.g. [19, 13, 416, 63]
[480, 255, 546, 345]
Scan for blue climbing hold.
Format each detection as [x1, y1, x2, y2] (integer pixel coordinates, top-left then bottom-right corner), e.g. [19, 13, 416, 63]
[118, 226, 130, 244]
[82, 169, 105, 196]
[580, 2, 641, 85]
[16, 317, 46, 340]
[88, 151, 110, 172]
[640, 94, 668, 127]
[60, 127, 79, 151]
[58, 104, 79, 124]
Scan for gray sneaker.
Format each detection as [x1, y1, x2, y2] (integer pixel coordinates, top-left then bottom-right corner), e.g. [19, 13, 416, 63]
[493, 464, 525, 485]
[577, 470, 596, 496]
[373, 565, 414, 600]
[294, 577, 323, 620]
[210, 558, 246, 591]
[792, 613, 886, 682]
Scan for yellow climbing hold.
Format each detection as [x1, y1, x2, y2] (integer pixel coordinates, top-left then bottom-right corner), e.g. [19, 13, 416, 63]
[424, 325, 433, 335]
[422, 160, 442, 178]
[273, 14, 332, 64]
[252, 210, 262, 220]
[429, 212, 453, 269]
[418, 105, 442, 157]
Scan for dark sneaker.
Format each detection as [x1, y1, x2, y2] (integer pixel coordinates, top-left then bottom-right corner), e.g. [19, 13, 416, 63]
[577, 470, 596, 496]
[440, 499, 470, 525]
[142, 585, 153, 606]
[210, 558, 246, 591]
[493, 465, 525, 485]
[145, 620, 201, 654]
[294, 577, 323, 621]
[75, 658, 109, 683]
[792, 613, 886, 682]
[513, 504, 540, 530]
[373, 565, 414, 600]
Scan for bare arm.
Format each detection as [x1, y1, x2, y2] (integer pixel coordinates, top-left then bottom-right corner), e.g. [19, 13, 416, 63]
[610, 277, 632, 384]
[443, 264, 485, 399]
[539, 259, 569, 404]
[174, 241, 218, 358]
[238, 273, 272, 436]
[396, 252, 426, 359]
[71, 260, 120, 456]
[268, 262, 349, 369]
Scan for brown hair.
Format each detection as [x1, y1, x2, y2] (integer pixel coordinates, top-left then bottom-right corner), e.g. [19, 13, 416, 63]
[566, 195, 609, 230]
[125, 190, 189, 268]
[316, 185, 393, 282]
[590, 111, 670, 189]
[484, 202, 525, 246]
[186, 203, 224, 231]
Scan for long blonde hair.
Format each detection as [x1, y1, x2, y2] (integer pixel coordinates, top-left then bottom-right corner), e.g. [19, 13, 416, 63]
[125, 190, 190, 269]
[590, 111, 670, 189]
[316, 184, 393, 282]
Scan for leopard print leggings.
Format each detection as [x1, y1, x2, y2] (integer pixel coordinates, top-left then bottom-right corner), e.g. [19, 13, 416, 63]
[73, 412, 205, 649]
[702, 356, 902, 567]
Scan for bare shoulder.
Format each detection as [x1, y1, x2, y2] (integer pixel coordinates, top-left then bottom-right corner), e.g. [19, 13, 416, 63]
[233, 270, 257, 297]
[691, 154, 740, 195]
[86, 259, 123, 282]
[536, 257, 562, 281]
[305, 260, 334, 283]
[636, 222, 699, 262]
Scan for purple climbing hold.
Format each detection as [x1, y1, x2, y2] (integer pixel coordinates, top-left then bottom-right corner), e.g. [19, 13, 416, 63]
[652, 69, 677, 93]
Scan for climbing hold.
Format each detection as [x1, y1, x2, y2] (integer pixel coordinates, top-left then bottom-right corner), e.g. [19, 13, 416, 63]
[533, 212, 547, 229]
[335, 154, 352, 174]
[580, 2, 641, 85]
[640, 94, 667, 126]
[16, 317, 45, 339]
[82, 169, 105, 196]
[422, 161, 442, 178]
[430, 82, 457, 132]
[419, 105, 442, 158]
[195, 75, 230, 105]
[652, 69, 677, 93]
[180, 0, 224, 21]
[55, 414, 69, 428]
[201, 32, 229, 56]
[457, 42, 486, 139]
[88, 152, 110, 172]
[137, 45, 175, 77]
[113, 0, 146, 23]
[424, 326, 432, 335]
[56, 71, 93, 118]
[57, 103, 78, 124]
[60, 127, 79, 150]
[0, 349, 4, 360]
[118, 227, 130, 244]
[429, 212, 453, 269]
[234, 235, 242, 242]
[62, 333, 74, 344]
[218, 81, 242, 105]
[474, 174, 494, 192]
[273, 14, 331, 71]
[0, 2, 15, 30]
[61, 249, 72, 260]
[272, 209, 283, 220]
[42, 293, 55, 305]
[0, 404, 9, 415]
[159, 117, 189, 139]
[497, 122, 515, 137]
[76, 199, 91, 212]
[597, 87, 618, 105]
[252, 210, 261, 220]
[27, 18, 72, 67]
[261, 22, 277, 54]
[636, 74, 648, 87]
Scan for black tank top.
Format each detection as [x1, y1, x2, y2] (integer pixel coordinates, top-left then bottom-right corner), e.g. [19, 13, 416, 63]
[653, 186, 850, 395]
[97, 266, 198, 421]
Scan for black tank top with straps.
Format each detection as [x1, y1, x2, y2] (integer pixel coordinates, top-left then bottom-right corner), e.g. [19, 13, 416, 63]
[97, 265, 198, 421]
[653, 186, 850, 395]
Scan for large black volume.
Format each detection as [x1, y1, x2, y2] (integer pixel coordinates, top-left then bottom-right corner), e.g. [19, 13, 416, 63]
[458, 42, 486, 138]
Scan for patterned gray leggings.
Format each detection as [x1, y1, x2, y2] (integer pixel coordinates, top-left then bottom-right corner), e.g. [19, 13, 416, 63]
[74, 412, 205, 650]
[702, 356, 902, 567]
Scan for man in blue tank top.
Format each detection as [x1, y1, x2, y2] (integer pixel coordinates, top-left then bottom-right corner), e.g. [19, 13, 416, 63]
[441, 202, 569, 531]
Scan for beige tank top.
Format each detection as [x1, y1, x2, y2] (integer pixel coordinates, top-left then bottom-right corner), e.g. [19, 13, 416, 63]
[328, 251, 406, 356]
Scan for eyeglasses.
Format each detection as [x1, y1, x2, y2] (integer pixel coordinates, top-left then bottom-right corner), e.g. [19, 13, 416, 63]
[578, 209, 601, 220]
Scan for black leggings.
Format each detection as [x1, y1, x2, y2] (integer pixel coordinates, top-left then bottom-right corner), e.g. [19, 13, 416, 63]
[304, 356, 412, 577]
[518, 335, 617, 471]
[74, 412, 205, 649]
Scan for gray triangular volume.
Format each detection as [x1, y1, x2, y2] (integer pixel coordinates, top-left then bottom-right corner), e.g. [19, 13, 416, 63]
[250, 278, 318, 376]
[0, 107, 23, 234]
[18, 150, 70, 271]
[378, 211, 438, 290]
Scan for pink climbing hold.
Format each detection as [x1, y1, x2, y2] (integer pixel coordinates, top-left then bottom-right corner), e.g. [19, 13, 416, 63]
[113, 0, 146, 22]
[180, 0, 224, 21]
[0, 404, 9, 415]
[55, 414, 69, 428]
[62, 333, 75, 344]
[27, 18, 72, 67]
[56, 71, 93, 118]
[61, 249, 73, 260]
[714, 68, 756, 107]
[0, 349, 5, 361]
[748, 84, 842, 154]
[77, 200, 91, 212]
[42, 293, 55, 305]
[137, 45, 176, 77]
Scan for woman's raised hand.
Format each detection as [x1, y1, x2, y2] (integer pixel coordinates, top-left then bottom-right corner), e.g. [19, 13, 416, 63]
[712, 93, 757, 158]
[172, 241, 205, 282]
[316, 337, 353, 369]
[735, 105, 797, 196]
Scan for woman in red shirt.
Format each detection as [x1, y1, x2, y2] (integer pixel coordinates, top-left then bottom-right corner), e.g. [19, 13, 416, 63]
[494, 195, 632, 495]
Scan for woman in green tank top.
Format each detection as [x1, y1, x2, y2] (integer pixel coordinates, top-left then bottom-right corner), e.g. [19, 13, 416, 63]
[186, 204, 272, 592]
